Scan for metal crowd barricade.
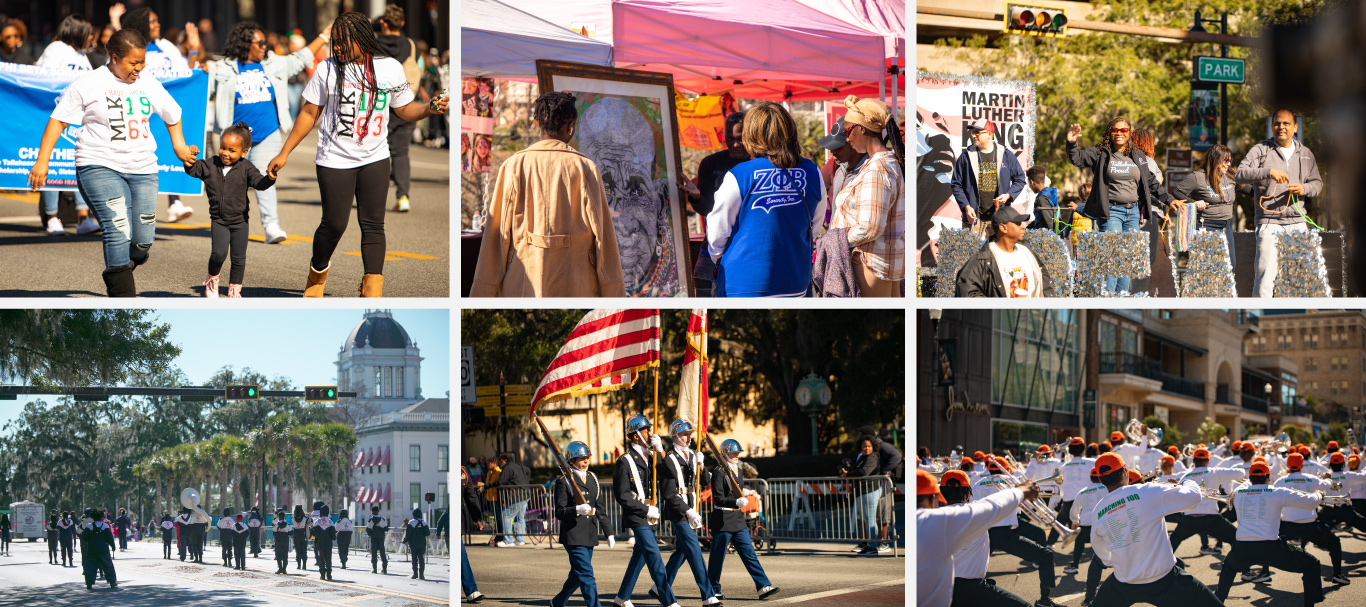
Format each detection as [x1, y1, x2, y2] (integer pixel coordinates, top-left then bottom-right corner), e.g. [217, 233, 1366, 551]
[764, 476, 900, 557]
[655, 478, 773, 553]
[461, 484, 558, 545]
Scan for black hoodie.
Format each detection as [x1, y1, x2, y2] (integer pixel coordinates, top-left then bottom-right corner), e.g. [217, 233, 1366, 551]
[376, 34, 410, 64]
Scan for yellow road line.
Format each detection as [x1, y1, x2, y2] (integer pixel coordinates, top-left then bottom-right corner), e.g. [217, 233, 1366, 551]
[344, 252, 402, 261]
[0, 192, 39, 204]
[388, 251, 441, 260]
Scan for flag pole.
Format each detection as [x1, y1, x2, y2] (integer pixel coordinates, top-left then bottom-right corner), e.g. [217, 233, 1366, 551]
[651, 330, 660, 522]
[695, 311, 705, 508]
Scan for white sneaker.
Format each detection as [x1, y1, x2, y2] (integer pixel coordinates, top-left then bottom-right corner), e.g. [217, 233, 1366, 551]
[467, 590, 485, 602]
[166, 201, 194, 223]
[264, 223, 287, 244]
[611, 599, 634, 607]
[702, 598, 721, 606]
[76, 216, 100, 234]
[46, 216, 64, 235]
[495, 541, 510, 547]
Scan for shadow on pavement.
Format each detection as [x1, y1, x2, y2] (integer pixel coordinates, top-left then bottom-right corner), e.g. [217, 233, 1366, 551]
[0, 582, 274, 607]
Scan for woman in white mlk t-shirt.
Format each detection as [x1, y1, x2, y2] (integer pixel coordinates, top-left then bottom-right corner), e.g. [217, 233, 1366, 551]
[27, 29, 199, 297]
[266, 11, 448, 298]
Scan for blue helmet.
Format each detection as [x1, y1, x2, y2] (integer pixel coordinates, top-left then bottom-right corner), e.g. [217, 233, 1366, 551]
[566, 441, 591, 460]
[721, 439, 743, 455]
[669, 419, 694, 436]
[626, 414, 652, 436]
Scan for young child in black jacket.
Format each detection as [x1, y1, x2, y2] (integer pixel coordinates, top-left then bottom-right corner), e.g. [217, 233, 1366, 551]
[184, 122, 276, 297]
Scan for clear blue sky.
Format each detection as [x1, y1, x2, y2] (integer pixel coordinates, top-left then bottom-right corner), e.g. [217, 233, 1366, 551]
[0, 309, 450, 432]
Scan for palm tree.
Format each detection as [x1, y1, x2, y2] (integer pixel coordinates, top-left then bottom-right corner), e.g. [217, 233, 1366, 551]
[292, 425, 324, 505]
[318, 422, 358, 507]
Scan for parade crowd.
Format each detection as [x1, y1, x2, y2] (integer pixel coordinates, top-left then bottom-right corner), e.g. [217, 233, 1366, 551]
[7, 4, 451, 297]
[469, 92, 906, 298]
[916, 424, 1366, 607]
[950, 109, 1321, 298]
[461, 416, 904, 606]
[23, 501, 448, 590]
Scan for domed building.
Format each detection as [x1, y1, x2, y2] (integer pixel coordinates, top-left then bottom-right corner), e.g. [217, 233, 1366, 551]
[340, 310, 450, 527]
[338, 310, 425, 415]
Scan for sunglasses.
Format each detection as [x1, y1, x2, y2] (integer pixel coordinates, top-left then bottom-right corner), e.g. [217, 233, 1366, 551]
[255, 41, 268, 48]
[1110, 127, 1131, 134]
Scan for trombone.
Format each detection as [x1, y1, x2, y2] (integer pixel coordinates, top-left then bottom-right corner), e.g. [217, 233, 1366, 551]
[1000, 472, 1076, 548]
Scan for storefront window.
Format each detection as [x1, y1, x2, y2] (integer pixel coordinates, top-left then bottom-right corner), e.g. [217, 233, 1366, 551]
[992, 419, 1051, 457]
[992, 310, 1080, 413]
[1106, 404, 1132, 435]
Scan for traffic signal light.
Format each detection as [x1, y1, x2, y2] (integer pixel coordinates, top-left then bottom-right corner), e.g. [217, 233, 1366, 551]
[305, 386, 339, 402]
[424, 492, 435, 503]
[225, 385, 259, 401]
[1005, 3, 1068, 38]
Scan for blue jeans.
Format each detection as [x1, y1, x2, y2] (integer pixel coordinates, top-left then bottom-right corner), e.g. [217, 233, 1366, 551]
[553, 544, 598, 607]
[245, 130, 284, 228]
[287, 82, 304, 121]
[859, 488, 883, 542]
[617, 525, 676, 604]
[499, 500, 527, 543]
[41, 189, 88, 215]
[76, 166, 159, 269]
[708, 527, 771, 596]
[1198, 217, 1236, 274]
[1099, 203, 1141, 294]
[460, 542, 478, 597]
[665, 519, 715, 599]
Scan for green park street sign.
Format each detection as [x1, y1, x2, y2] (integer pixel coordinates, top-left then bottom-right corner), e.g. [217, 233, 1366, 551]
[1196, 57, 1245, 84]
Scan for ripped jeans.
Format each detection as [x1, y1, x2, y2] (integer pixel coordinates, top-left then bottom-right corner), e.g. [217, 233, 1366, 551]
[76, 166, 159, 269]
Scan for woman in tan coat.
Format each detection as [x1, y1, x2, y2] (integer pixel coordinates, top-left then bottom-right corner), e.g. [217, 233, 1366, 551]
[470, 92, 626, 297]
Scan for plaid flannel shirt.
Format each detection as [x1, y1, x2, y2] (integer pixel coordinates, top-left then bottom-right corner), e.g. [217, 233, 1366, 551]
[831, 151, 905, 281]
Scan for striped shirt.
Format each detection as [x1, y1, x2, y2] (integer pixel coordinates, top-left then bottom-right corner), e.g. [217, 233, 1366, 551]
[830, 151, 904, 281]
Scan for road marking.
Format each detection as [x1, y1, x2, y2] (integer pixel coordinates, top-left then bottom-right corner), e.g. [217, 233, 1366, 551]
[764, 578, 903, 604]
[158, 222, 212, 230]
[345, 252, 402, 261]
[388, 251, 441, 260]
[0, 192, 39, 204]
[0, 215, 41, 223]
[146, 565, 447, 605]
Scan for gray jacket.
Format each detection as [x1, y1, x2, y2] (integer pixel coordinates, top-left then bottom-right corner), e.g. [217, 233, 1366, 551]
[1173, 170, 1237, 222]
[207, 49, 315, 136]
[1234, 138, 1322, 225]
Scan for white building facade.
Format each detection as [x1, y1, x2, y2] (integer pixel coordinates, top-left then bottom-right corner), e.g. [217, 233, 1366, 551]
[338, 309, 425, 415]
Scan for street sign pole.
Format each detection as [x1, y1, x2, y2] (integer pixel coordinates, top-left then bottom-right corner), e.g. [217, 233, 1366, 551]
[1220, 12, 1228, 155]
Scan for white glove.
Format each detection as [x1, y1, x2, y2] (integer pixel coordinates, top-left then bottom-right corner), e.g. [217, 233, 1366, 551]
[734, 497, 748, 509]
[607, 535, 616, 548]
[647, 506, 660, 521]
[692, 452, 705, 467]
[686, 509, 703, 528]
[650, 434, 664, 453]
[575, 503, 593, 516]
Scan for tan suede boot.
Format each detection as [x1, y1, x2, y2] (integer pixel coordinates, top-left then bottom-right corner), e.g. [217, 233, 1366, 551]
[359, 274, 384, 297]
[303, 264, 330, 298]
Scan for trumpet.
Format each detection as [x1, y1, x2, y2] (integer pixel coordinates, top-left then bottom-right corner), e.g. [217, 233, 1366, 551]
[1319, 493, 1353, 506]
[1195, 480, 1229, 504]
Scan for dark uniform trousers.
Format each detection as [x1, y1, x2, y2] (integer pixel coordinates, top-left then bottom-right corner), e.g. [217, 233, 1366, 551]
[1319, 503, 1366, 534]
[951, 577, 1031, 607]
[1169, 514, 1238, 554]
[988, 526, 1055, 594]
[162, 525, 173, 558]
[1085, 552, 1106, 604]
[1046, 500, 1072, 544]
[1071, 525, 1091, 568]
[1279, 520, 1342, 575]
[1216, 540, 1324, 605]
[1094, 565, 1221, 607]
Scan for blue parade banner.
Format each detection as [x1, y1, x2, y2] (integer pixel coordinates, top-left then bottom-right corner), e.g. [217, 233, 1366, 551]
[0, 63, 208, 195]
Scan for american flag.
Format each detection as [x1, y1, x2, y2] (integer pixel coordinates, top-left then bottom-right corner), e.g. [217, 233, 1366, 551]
[677, 309, 709, 432]
[531, 309, 661, 413]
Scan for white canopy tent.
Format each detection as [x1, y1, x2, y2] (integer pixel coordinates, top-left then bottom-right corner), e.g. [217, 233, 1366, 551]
[461, 0, 614, 78]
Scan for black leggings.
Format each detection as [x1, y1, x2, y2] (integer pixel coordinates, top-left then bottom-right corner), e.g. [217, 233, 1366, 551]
[313, 159, 390, 275]
[209, 221, 249, 284]
[387, 109, 415, 198]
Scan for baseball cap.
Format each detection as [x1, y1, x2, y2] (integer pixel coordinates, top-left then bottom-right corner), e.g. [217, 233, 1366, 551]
[1287, 453, 1304, 471]
[973, 451, 986, 461]
[1070, 437, 1085, 446]
[965, 118, 994, 134]
[818, 116, 851, 151]
[1161, 455, 1175, 465]
[1037, 445, 1052, 454]
[1110, 431, 1125, 443]
[1239, 442, 1256, 453]
[961, 457, 974, 467]
[1331, 453, 1346, 464]
[1253, 456, 1267, 464]
[1230, 441, 1243, 451]
[993, 205, 1029, 225]
[1094, 453, 1126, 476]
[1297, 445, 1311, 456]
[985, 456, 1004, 472]
[1167, 446, 1179, 455]
[1193, 448, 1211, 459]
[916, 469, 945, 503]
[1127, 469, 1142, 484]
[941, 470, 972, 488]
[1328, 441, 1340, 449]
[1349, 454, 1361, 468]
[1249, 462, 1271, 476]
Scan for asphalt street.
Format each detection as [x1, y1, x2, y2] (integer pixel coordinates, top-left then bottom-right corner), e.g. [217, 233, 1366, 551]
[459, 539, 904, 606]
[0, 532, 449, 607]
[0, 132, 449, 298]
[984, 518, 1366, 606]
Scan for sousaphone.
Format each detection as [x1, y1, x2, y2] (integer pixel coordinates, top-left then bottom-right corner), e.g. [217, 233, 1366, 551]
[181, 487, 211, 524]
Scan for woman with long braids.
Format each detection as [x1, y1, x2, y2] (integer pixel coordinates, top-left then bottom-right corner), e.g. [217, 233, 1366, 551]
[1066, 117, 1177, 295]
[209, 21, 330, 245]
[827, 95, 905, 297]
[268, 11, 449, 297]
[1174, 144, 1240, 274]
[27, 28, 199, 297]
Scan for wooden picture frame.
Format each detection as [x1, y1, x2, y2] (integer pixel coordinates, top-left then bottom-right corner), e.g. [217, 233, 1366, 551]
[536, 60, 694, 298]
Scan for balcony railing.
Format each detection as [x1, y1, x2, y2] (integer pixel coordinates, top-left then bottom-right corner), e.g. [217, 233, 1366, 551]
[1215, 384, 1233, 405]
[1242, 394, 1269, 413]
[1283, 405, 1312, 419]
[1100, 352, 1205, 400]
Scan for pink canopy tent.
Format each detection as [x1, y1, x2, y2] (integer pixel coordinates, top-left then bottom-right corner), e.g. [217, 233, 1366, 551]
[793, 0, 903, 107]
[503, 0, 887, 102]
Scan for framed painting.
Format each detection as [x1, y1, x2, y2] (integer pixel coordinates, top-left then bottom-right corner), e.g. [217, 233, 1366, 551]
[536, 60, 693, 298]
